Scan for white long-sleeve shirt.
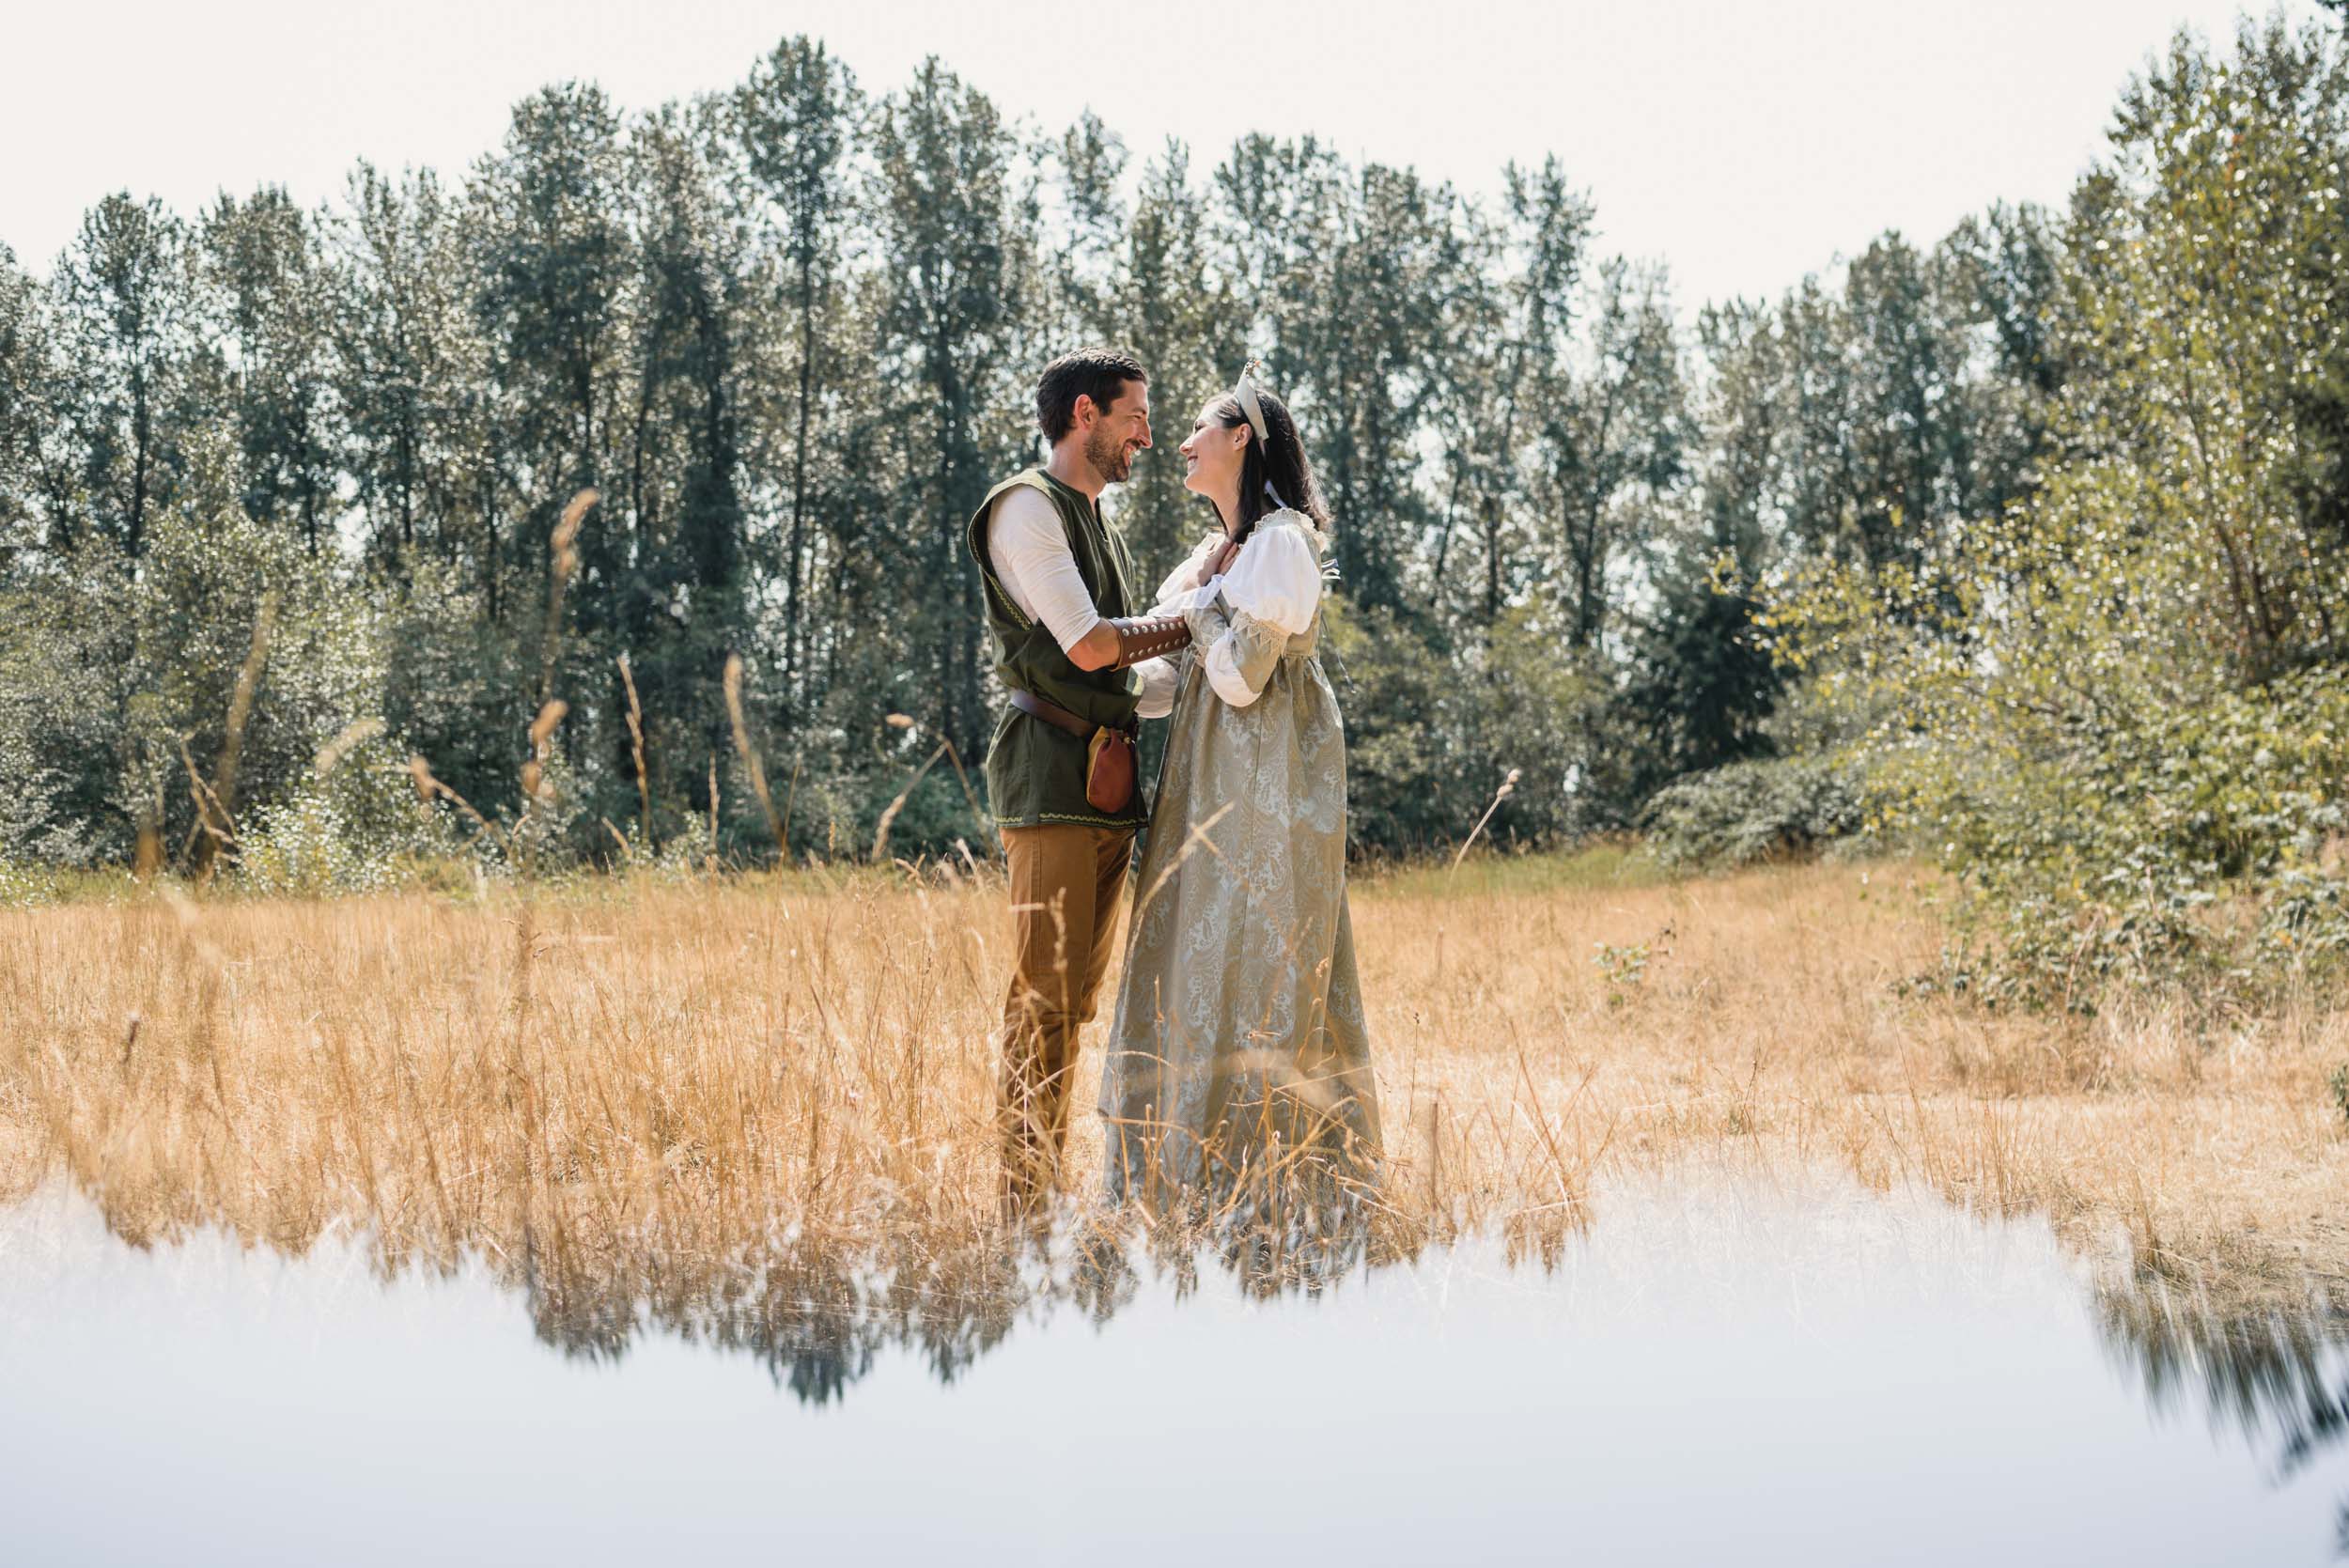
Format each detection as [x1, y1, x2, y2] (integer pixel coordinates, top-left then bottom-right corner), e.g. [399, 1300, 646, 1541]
[986, 485, 1176, 720]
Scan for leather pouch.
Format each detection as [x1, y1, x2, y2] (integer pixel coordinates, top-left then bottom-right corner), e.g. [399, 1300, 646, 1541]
[1085, 726, 1137, 814]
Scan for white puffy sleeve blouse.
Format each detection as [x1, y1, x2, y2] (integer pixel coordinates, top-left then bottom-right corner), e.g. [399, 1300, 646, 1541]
[1152, 515, 1326, 708]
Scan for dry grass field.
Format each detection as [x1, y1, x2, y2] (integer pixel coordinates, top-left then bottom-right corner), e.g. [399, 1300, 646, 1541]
[4, 853, 2347, 1324]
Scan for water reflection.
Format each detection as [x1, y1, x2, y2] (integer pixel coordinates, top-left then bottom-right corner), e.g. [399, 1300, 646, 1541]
[492, 1195, 2349, 1498]
[6, 1175, 2347, 1563]
[2096, 1285, 2349, 1555]
[513, 1203, 1401, 1404]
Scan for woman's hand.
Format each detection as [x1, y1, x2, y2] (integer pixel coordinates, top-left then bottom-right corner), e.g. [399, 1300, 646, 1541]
[1196, 536, 1240, 587]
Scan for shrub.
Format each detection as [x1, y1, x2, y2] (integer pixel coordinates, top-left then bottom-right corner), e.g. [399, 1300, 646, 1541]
[235, 737, 474, 895]
[1640, 754, 1867, 870]
[1896, 663, 2349, 1007]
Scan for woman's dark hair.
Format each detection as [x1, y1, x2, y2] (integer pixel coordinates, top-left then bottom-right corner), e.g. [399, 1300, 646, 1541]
[1036, 348, 1147, 444]
[1206, 384, 1330, 544]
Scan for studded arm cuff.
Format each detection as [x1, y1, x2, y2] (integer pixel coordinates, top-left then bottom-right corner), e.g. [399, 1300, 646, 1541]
[1108, 614, 1190, 670]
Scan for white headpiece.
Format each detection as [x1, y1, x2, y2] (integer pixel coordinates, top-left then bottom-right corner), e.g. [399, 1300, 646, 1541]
[1233, 358, 1287, 512]
[1234, 358, 1271, 446]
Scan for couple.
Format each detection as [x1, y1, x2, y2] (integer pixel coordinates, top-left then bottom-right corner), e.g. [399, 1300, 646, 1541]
[968, 347, 1381, 1221]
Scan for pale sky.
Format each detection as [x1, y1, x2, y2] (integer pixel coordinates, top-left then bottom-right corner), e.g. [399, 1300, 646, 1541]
[4, 0, 2328, 309]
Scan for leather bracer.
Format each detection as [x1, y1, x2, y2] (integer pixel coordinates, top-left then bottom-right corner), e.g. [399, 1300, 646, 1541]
[1107, 614, 1190, 669]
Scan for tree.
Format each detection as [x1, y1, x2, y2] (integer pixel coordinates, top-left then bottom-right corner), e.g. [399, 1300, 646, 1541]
[599, 100, 756, 835]
[331, 163, 491, 572]
[1431, 158, 1594, 625]
[738, 37, 860, 722]
[1537, 256, 1684, 651]
[0, 246, 72, 565]
[1621, 300, 1788, 786]
[52, 194, 198, 559]
[470, 83, 632, 629]
[201, 186, 341, 552]
[1764, 17, 2349, 996]
[869, 58, 1033, 757]
[1106, 141, 1223, 575]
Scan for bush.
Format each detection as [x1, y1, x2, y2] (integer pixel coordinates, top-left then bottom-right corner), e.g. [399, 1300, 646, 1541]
[1761, 25, 2349, 1008]
[0, 858, 55, 907]
[1640, 753, 1867, 870]
[1330, 595, 1608, 855]
[1917, 665, 2349, 1006]
[235, 737, 474, 895]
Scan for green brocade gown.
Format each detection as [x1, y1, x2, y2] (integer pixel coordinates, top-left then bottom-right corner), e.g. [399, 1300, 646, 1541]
[1098, 515, 1382, 1209]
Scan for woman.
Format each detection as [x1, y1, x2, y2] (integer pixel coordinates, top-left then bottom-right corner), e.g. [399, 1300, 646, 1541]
[1098, 365, 1381, 1218]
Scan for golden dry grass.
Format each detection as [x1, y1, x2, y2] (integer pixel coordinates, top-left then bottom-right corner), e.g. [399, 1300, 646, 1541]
[3, 857, 2346, 1312]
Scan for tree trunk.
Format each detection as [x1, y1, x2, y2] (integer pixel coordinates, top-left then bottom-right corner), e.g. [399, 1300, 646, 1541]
[786, 245, 817, 720]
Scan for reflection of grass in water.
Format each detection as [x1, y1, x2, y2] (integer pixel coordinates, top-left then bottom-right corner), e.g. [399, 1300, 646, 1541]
[2096, 1277, 2349, 1540]
[2, 858, 2347, 1319]
[2100, 1285, 2349, 1480]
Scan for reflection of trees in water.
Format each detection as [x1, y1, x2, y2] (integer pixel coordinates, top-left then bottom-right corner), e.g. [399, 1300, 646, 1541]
[2095, 1281, 2349, 1554]
[511, 1199, 1414, 1406]
[521, 1227, 1023, 1404]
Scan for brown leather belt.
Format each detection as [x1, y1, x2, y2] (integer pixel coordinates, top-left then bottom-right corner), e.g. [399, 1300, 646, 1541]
[1002, 616, 1188, 739]
[1013, 688, 1140, 812]
[1009, 688, 1104, 737]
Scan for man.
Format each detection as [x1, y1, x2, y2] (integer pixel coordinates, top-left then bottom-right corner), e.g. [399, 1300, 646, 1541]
[968, 348, 1188, 1215]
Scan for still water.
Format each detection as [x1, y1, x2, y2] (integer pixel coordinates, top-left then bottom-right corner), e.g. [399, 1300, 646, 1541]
[2, 1174, 2343, 1566]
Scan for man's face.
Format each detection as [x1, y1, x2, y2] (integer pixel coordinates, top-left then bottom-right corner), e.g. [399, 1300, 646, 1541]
[1081, 379, 1152, 485]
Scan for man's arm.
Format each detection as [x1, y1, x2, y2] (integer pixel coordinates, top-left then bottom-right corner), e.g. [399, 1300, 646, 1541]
[990, 488, 1188, 674]
[1071, 615, 1186, 671]
[1067, 620, 1122, 672]
[990, 487, 1106, 658]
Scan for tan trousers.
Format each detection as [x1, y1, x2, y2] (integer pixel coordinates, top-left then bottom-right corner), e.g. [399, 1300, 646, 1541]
[997, 823, 1135, 1214]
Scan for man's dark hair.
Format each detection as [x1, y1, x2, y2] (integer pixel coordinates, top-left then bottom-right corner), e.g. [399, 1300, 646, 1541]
[1035, 348, 1147, 444]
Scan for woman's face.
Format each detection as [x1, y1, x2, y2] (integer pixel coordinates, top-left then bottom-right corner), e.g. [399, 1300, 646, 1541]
[1178, 402, 1250, 500]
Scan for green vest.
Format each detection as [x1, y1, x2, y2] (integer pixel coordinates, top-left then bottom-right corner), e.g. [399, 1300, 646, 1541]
[968, 468, 1149, 831]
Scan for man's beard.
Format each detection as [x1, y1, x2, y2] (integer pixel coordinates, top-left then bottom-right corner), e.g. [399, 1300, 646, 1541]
[1085, 425, 1134, 485]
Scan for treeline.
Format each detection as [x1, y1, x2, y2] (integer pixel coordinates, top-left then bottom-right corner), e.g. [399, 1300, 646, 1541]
[0, 21, 2327, 889]
[1752, 15, 2349, 1000]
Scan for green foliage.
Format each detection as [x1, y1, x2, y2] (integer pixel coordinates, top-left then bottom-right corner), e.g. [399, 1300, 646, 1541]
[1592, 939, 1652, 987]
[1640, 753, 1867, 870]
[1767, 18, 2349, 1003]
[0, 858, 55, 908]
[1330, 594, 1605, 851]
[0, 425, 386, 868]
[235, 740, 471, 895]
[1886, 666, 2349, 1006]
[1622, 541, 1780, 791]
[0, 36, 1897, 872]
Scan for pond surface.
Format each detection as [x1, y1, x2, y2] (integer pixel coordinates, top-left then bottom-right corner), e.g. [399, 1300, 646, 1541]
[2, 1174, 2344, 1566]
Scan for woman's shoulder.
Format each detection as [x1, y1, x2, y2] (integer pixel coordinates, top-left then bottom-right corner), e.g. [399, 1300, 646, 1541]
[1223, 514, 1327, 632]
[1246, 510, 1330, 563]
